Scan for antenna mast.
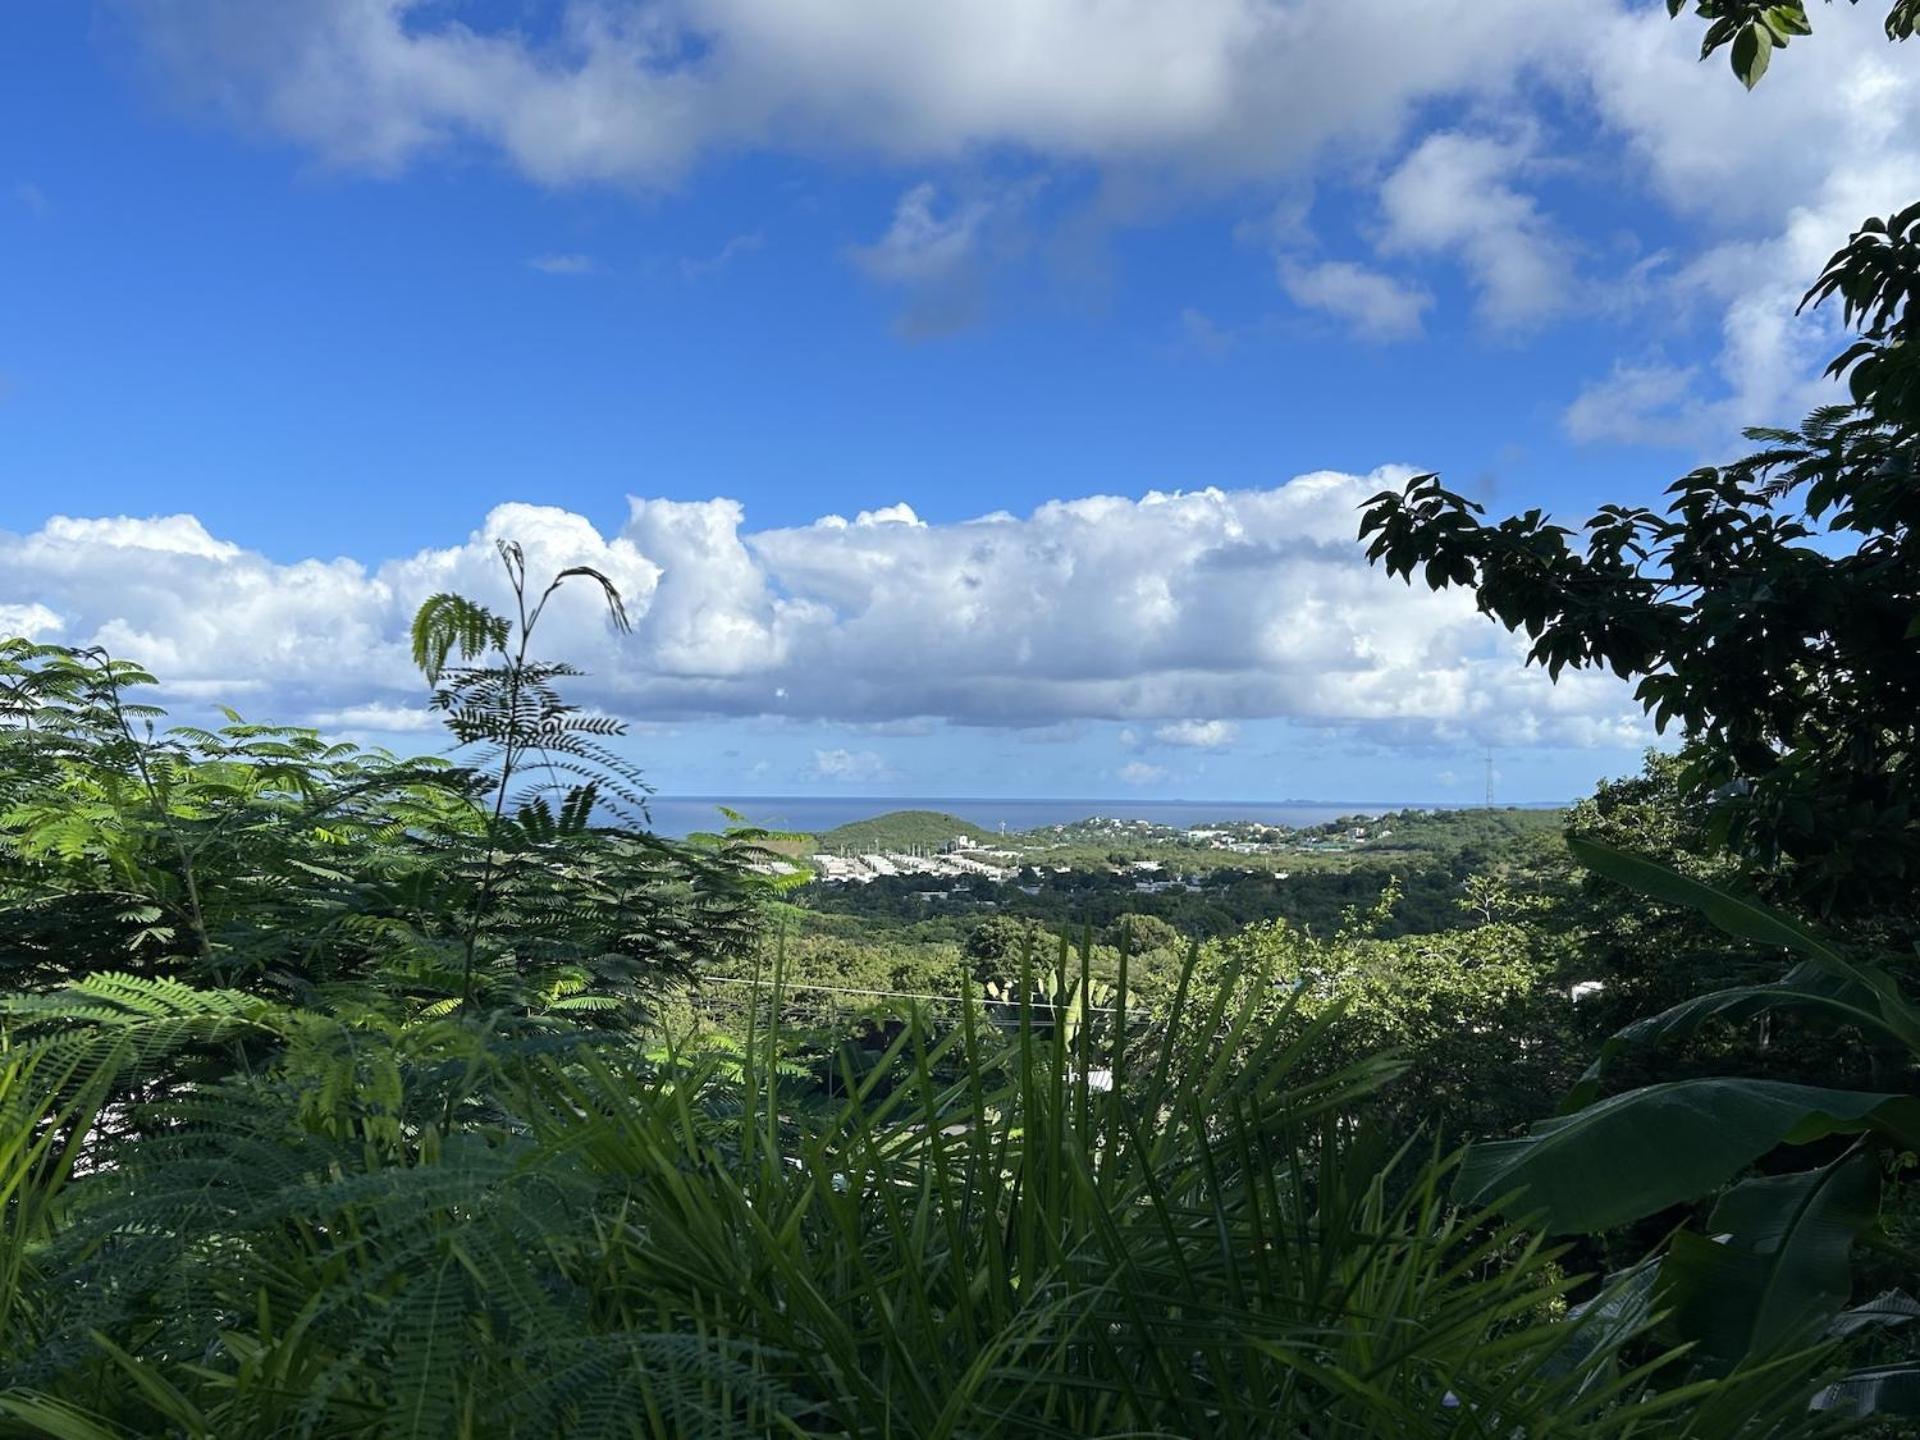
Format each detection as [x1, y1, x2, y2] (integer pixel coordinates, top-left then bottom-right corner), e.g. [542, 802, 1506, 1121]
[1484, 748, 1495, 809]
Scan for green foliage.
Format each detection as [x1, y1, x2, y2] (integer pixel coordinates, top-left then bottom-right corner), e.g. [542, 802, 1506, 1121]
[814, 809, 996, 853]
[1358, 33, 1920, 1401]
[1359, 203, 1920, 923]
[0, 554, 769, 1026]
[408, 591, 511, 685]
[809, 811, 1567, 948]
[0, 955, 1840, 1437]
[1195, 878, 1576, 1144]
[1102, 911, 1182, 955]
[1665, 2, 1917, 87]
[1664, 1152, 1877, 1370]
[957, 913, 1048, 989]
[1460, 841, 1920, 1417]
[1459, 1077, 1918, 1233]
[0, 544, 1897, 1431]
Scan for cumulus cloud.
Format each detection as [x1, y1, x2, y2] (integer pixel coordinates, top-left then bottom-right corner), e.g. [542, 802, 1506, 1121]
[1153, 719, 1239, 749]
[112, 1, 1920, 413]
[311, 701, 440, 733]
[0, 471, 1646, 750]
[808, 747, 899, 784]
[1278, 258, 1430, 342]
[1574, 3, 1920, 438]
[1118, 761, 1167, 786]
[118, 0, 1565, 186]
[1563, 360, 1714, 449]
[1377, 131, 1573, 332]
[0, 603, 63, 640]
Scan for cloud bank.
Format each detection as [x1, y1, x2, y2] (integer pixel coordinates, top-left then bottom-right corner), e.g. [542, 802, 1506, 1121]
[0, 469, 1644, 750]
[114, 1, 1920, 447]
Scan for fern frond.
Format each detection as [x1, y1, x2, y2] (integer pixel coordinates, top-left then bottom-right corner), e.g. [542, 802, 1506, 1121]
[409, 595, 510, 684]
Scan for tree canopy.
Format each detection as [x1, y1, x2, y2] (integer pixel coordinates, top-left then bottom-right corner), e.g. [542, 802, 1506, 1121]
[1360, 202, 1920, 923]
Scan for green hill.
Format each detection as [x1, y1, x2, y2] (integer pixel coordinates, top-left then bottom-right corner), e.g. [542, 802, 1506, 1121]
[816, 810, 999, 853]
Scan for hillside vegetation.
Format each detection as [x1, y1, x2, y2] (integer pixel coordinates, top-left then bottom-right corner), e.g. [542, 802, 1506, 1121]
[815, 808, 998, 852]
[3, 15, 1920, 1435]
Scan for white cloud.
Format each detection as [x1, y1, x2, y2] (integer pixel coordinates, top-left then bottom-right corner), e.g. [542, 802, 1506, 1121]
[1563, 361, 1713, 448]
[123, 0, 1565, 186]
[311, 701, 440, 733]
[1572, 3, 1920, 438]
[1377, 130, 1572, 332]
[115, 1, 1920, 413]
[850, 180, 1040, 335]
[808, 747, 898, 784]
[1177, 306, 1237, 357]
[853, 183, 994, 286]
[0, 471, 1646, 750]
[1153, 719, 1238, 749]
[1278, 258, 1430, 342]
[528, 252, 600, 275]
[1119, 761, 1166, 786]
[681, 231, 764, 280]
[34, 513, 239, 560]
[853, 503, 925, 529]
[0, 602, 63, 639]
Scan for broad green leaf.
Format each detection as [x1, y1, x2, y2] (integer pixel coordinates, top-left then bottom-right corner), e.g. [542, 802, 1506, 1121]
[1764, 3, 1812, 38]
[1662, 1152, 1876, 1368]
[1566, 961, 1902, 1108]
[1567, 837, 1841, 961]
[1732, 23, 1771, 87]
[1812, 1363, 1920, 1417]
[1570, 837, 1920, 1039]
[1827, 1289, 1920, 1337]
[1544, 1256, 1662, 1383]
[1567, 838, 1920, 1050]
[1457, 1079, 1920, 1233]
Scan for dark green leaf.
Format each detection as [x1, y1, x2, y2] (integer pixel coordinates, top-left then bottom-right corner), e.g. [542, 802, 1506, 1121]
[1457, 1079, 1920, 1233]
[1662, 1152, 1876, 1368]
[1813, 1363, 1920, 1417]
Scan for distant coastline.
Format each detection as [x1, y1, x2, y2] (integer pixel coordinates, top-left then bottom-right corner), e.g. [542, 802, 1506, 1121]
[640, 794, 1568, 839]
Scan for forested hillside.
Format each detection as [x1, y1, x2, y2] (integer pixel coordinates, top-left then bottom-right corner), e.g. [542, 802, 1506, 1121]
[813, 809, 999, 852]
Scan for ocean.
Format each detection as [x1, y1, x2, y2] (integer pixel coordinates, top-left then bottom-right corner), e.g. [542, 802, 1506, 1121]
[637, 795, 1429, 839]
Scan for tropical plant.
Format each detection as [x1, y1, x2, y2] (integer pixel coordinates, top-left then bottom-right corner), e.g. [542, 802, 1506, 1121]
[1664, 1, 1918, 88]
[1195, 877, 1577, 1145]
[0, 549, 773, 1045]
[1457, 839, 1920, 1418]
[0, 559, 1876, 1435]
[1359, 198, 1920, 925]
[0, 639, 466, 993]
[0, 950, 1840, 1438]
[406, 540, 771, 1017]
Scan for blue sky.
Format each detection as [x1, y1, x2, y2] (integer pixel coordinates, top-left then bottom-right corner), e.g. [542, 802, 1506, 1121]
[3, 2, 1915, 804]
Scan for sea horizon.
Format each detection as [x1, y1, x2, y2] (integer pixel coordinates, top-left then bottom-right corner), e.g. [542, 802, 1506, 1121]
[639, 793, 1569, 839]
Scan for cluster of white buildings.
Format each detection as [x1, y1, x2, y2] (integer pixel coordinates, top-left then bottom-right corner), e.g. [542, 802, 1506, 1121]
[811, 841, 1015, 886]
